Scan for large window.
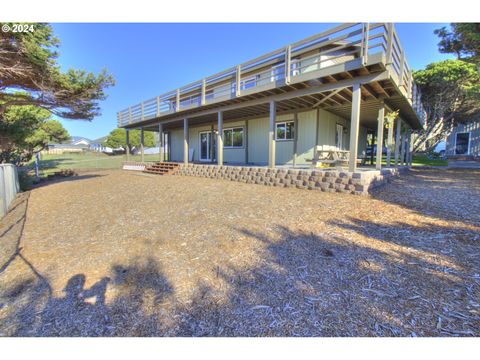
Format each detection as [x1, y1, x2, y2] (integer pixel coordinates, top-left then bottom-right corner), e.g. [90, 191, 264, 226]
[276, 121, 295, 141]
[223, 127, 244, 148]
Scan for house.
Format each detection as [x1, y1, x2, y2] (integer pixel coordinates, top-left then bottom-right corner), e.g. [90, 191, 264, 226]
[445, 120, 480, 158]
[70, 136, 92, 146]
[89, 136, 113, 153]
[117, 23, 425, 192]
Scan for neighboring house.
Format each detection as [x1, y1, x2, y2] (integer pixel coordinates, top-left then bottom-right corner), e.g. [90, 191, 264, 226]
[117, 23, 425, 172]
[90, 136, 113, 153]
[445, 120, 480, 158]
[44, 143, 88, 154]
[70, 136, 92, 146]
[43, 136, 91, 154]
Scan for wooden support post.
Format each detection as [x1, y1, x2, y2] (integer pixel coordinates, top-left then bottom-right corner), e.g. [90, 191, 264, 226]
[158, 123, 164, 162]
[128, 107, 132, 124]
[210, 123, 215, 163]
[236, 65, 241, 97]
[394, 118, 402, 166]
[245, 119, 249, 164]
[363, 23, 369, 64]
[141, 102, 144, 120]
[348, 84, 361, 172]
[400, 129, 407, 166]
[176, 89, 180, 112]
[399, 50, 405, 86]
[386, 117, 394, 167]
[407, 70, 413, 100]
[375, 99, 385, 170]
[268, 100, 276, 168]
[407, 129, 412, 167]
[156, 96, 160, 117]
[201, 79, 206, 105]
[217, 112, 223, 166]
[183, 118, 189, 165]
[125, 129, 130, 161]
[386, 23, 394, 65]
[293, 112, 299, 168]
[285, 45, 291, 84]
[140, 128, 145, 163]
[370, 132, 375, 165]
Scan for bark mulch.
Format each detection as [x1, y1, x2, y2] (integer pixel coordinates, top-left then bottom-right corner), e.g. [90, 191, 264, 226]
[0, 168, 479, 336]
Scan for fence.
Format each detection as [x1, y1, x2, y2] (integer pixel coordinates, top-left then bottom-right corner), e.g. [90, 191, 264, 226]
[22, 150, 163, 178]
[0, 164, 20, 219]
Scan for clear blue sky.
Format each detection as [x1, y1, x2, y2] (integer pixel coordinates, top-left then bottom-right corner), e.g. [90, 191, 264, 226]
[51, 23, 453, 140]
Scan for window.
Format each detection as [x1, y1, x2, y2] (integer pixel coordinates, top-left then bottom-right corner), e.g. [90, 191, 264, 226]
[223, 127, 244, 148]
[241, 75, 260, 91]
[276, 121, 295, 141]
[271, 63, 285, 82]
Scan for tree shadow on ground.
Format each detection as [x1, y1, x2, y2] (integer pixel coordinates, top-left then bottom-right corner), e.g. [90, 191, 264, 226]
[371, 168, 480, 226]
[175, 224, 479, 336]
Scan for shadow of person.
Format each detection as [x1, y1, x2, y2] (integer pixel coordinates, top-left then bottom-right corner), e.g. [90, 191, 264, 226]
[81, 276, 110, 307]
[38, 274, 112, 336]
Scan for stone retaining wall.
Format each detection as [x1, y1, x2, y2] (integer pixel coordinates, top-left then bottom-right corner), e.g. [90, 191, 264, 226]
[176, 164, 407, 195]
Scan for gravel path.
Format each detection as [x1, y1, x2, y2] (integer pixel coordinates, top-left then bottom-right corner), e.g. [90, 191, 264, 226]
[0, 168, 479, 336]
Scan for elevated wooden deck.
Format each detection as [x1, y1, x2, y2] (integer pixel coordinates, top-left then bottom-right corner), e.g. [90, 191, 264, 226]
[117, 23, 426, 132]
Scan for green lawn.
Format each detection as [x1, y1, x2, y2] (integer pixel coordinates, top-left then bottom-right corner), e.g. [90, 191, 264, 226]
[29, 152, 162, 176]
[410, 154, 448, 167]
[370, 154, 448, 167]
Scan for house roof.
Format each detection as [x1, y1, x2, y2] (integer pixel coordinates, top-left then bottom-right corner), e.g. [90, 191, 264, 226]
[70, 136, 92, 144]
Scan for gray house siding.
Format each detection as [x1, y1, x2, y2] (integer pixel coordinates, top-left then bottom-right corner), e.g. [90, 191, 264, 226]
[446, 120, 480, 157]
[169, 108, 369, 165]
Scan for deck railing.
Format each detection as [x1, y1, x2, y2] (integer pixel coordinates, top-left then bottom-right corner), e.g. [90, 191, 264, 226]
[118, 23, 425, 128]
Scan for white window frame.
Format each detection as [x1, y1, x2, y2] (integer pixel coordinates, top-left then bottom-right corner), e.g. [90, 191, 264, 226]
[275, 121, 295, 141]
[223, 126, 245, 149]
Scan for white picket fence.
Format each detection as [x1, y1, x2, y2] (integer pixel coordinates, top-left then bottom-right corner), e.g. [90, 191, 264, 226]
[0, 164, 20, 219]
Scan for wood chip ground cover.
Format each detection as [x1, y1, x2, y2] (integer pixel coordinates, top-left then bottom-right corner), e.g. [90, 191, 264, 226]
[0, 168, 479, 336]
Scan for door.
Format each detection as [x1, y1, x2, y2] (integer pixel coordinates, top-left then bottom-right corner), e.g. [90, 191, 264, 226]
[199, 131, 216, 162]
[162, 132, 170, 161]
[336, 124, 344, 150]
[455, 132, 470, 155]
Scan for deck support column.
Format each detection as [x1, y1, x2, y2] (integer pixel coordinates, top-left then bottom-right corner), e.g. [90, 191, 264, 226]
[183, 118, 189, 165]
[400, 128, 407, 166]
[386, 117, 394, 167]
[375, 99, 385, 170]
[125, 129, 130, 161]
[348, 83, 361, 172]
[158, 123, 164, 162]
[217, 111, 224, 166]
[140, 128, 144, 163]
[293, 112, 299, 168]
[394, 118, 402, 166]
[406, 128, 412, 166]
[268, 100, 276, 168]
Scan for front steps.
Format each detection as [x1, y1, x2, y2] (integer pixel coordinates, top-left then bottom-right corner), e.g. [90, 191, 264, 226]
[143, 162, 180, 175]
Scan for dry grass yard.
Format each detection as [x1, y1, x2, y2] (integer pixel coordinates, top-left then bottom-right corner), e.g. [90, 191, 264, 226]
[0, 168, 479, 336]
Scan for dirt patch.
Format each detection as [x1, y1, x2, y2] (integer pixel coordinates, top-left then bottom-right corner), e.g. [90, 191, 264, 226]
[1, 168, 479, 336]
